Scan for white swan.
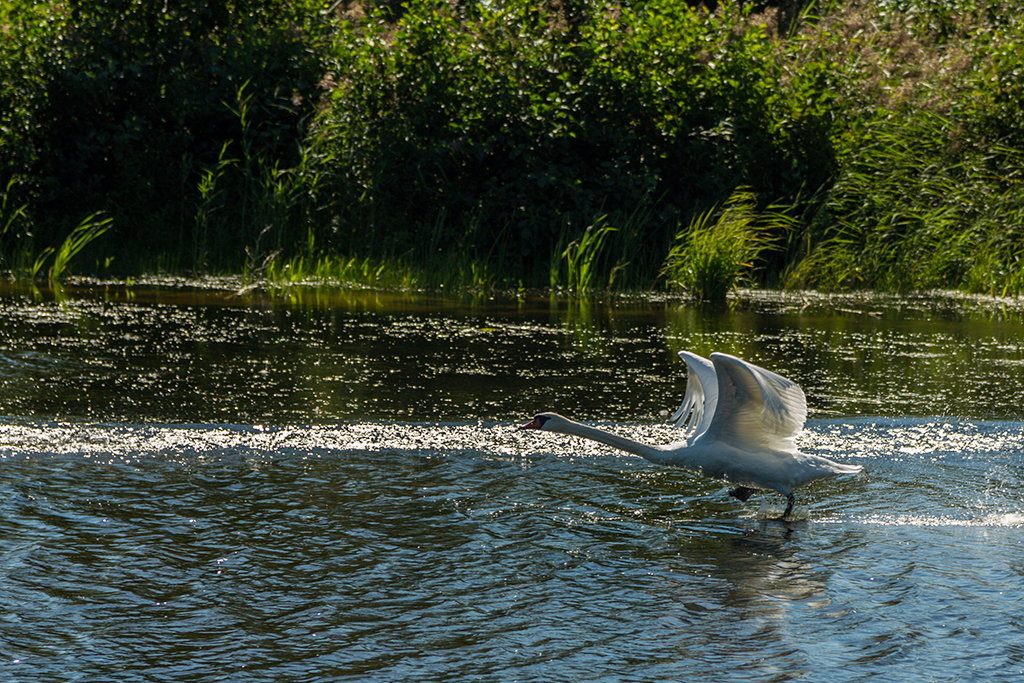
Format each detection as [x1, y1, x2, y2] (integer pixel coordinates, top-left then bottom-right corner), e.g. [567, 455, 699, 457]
[520, 351, 862, 519]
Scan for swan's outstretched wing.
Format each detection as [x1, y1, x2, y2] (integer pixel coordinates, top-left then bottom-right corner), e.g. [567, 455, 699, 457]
[700, 353, 807, 453]
[671, 351, 719, 439]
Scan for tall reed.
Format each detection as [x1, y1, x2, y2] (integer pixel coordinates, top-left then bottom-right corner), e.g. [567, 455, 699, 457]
[0, 177, 28, 240]
[193, 142, 235, 272]
[189, 82, 323, 277]
[787, 112, 1024, 295]
[27, 212, 113, 285]
[0, 177, 32, 272]
[557, 218, 618, 294]
[661, 189, 785, 304]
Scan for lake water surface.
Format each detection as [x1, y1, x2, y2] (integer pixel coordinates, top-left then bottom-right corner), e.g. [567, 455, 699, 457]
[1, 282, 1023, 680]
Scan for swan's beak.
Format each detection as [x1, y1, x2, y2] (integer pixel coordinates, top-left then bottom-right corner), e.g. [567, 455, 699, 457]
[519, 417, 543, 430]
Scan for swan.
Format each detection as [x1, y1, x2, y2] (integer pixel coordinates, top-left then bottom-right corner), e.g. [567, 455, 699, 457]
[520, 351, 862, 519]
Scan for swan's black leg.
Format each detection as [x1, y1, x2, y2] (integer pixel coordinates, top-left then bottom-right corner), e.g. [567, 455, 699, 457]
[782, 494, 795, 520]
[729, 486, 756, 502]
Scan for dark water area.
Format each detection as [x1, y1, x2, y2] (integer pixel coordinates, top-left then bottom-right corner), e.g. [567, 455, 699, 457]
[1, 281, 1023, 680]
[3, 282, 1024, 424]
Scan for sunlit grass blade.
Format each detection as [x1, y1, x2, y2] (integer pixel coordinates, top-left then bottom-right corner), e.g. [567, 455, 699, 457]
[1, 176, 28, 238]
[47, 213, 114, 285]
[560, 217, 618, 294]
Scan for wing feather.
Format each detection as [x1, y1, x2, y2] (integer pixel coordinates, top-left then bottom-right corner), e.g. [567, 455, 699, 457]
[699, 353, 807, 453]
[671, 351, 719, 440]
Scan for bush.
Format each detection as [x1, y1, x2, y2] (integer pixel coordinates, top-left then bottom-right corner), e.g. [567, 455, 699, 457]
[5, 0, 1024, 296]
[4, 0, 331, 270]
[311, 0, 835, 286]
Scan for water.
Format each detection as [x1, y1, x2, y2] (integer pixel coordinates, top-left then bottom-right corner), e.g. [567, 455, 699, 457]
[1, 282, 1023, 680]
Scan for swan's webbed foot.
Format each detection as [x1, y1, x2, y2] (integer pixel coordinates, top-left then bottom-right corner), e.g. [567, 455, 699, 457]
[781, 494, 796, 521]
[729, 486, 757, 502]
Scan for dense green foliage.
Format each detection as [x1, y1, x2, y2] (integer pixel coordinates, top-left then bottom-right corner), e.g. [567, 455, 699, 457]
[2, 0, 1024, 295]
[784, 2, 1024, 295]
[1, 0, 330, 271]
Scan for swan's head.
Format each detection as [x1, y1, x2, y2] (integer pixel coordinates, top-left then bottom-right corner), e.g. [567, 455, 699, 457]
[519, 412, 570, 431]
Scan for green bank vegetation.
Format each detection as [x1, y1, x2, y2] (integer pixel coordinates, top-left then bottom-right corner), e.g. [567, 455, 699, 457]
[2, 0, 1024, 301]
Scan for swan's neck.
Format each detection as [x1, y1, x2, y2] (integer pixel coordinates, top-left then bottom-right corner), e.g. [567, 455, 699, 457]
[556, 419, 676, 466]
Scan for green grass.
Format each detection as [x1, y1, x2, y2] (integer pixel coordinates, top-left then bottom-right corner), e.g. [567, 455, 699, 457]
[266, 254, 416, 289]
[662, 189, 787, 304]
[1, 208, 113, 286]
[553, 218, 618, 294]
[264, 250, 501, 293]
[0, 177, 28, 240]
[786, 111, 1024, 295]
[46, 213, 113, 285]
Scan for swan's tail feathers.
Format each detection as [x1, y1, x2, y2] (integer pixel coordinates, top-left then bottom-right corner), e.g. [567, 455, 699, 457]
[831, 462, 863, 474]
[729, 486, 757, 501]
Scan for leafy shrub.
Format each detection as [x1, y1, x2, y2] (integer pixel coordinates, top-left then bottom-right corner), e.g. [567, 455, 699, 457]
[4, 0, 1024, 296]
[4, 0, 331, 269]
[310, 0, 836, 287]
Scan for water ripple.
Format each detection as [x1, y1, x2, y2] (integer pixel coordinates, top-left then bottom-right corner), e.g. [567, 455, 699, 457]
[1, 418, 1023, 679]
